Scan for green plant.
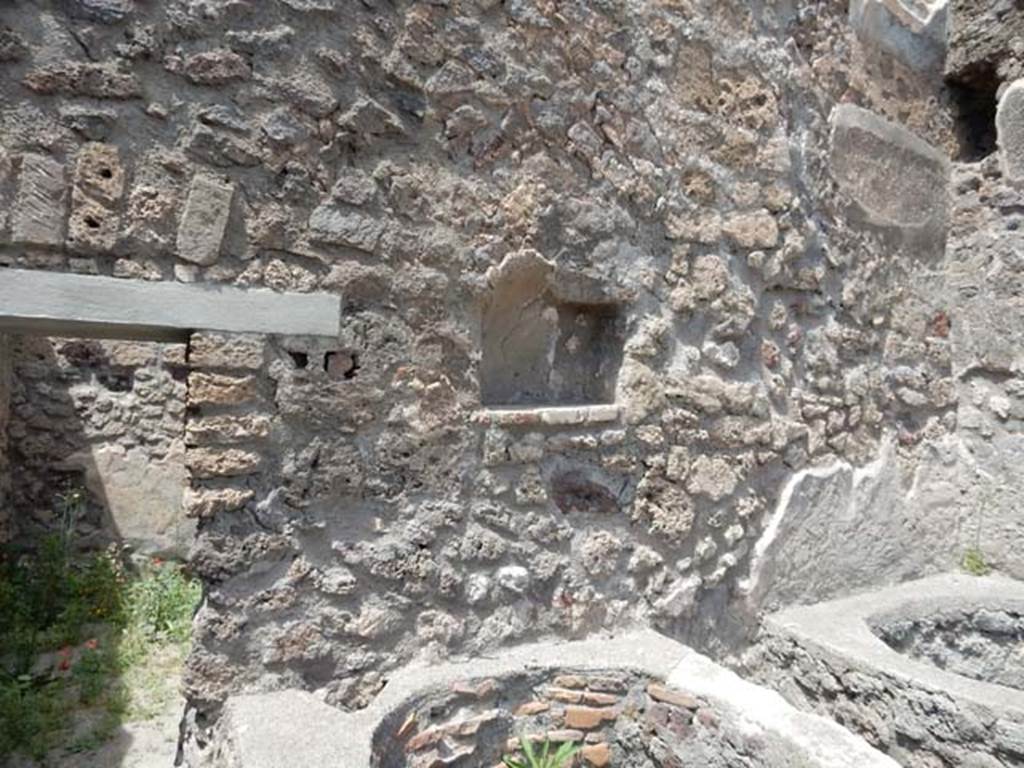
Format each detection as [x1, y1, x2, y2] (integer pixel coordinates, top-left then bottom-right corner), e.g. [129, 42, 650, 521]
[962, 548, 991, 576]
[0, 545, 200, 761]
[0, 672, 64, 759]
[124, 560, 201, 643]
[503, 737, 580, 768]
[55, 484, 88, 549]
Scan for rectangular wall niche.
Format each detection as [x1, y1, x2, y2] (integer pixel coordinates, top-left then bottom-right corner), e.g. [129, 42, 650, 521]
[480, 253, 624, 407]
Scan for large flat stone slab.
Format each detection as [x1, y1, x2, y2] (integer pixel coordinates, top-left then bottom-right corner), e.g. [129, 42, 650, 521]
[830, 104, 949, 234]
[0, 269, 340, 340]
[850, 0, 947, 71]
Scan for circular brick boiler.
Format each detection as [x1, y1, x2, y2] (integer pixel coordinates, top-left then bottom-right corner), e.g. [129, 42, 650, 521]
[376, 669, 798, 767]
[209, 630, 899, 767]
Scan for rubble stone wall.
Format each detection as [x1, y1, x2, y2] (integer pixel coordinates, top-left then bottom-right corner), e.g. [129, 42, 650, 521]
[0, 0, 1006, 758]
[6, 335, 193, 556]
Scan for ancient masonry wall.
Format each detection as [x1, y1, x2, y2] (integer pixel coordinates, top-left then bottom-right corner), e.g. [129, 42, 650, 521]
[5, 336, 193, 556]
[0, 0, 988, 753]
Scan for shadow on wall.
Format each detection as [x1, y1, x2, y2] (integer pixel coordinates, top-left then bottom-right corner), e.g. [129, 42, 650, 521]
[0, 333, 194, 767]
[5, 334, 194, 558]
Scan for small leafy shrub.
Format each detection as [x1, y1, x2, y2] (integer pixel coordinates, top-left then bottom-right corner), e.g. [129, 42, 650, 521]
[0, 541, 200, 761]
[125, 560, 201, 643]
[503, 738, 580, 768]
[962, 548, 991, 576]
[0, 673, 64, 759]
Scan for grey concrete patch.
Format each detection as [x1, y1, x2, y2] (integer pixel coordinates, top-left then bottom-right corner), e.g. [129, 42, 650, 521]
[0, 269, 340, 340]
[850, 0, 948, 72]
[209, 630, 897, 768]
[751, 574, 1024, 766]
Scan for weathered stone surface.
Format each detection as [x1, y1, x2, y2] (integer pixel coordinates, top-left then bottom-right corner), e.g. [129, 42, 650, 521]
[742, 439, 966, 609]
[188, 373, 258, 406]
[850, 0, 948, 71]
[190, 333, 266, 370]
[186, 447, 262, 478]
[11, 154, 66, 246]
[830, 104, 949, 230]
[0, 2, 992, 761]
[186, 414, 271, 445]
[23, 62, 141, 99]
[723, 210, 779, 249]
[181, 50, 251, 85]
[184, 487, 254, 518]
[73, 444, 194, 557]
[67, 143, 125, 252]
[176, 174, 235, 265]
[997, 79, 1024, 184]
[307, 205, 388, 253]
[946, 0, 1024, 81]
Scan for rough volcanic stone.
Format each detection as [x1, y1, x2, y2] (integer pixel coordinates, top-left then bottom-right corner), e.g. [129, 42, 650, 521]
[188, 373, 258, 405]
[186, 447, 262, 478]
[23, 62, 141, 99]
[946, 0, 1024, 81]
[189, 333, 266, 370]
[181, 50, 251, 85]
[176, 174, 235, 265]
[184, 487, 254, 518]
[307, 205, 388, 252]
[67, 143, 125, 252]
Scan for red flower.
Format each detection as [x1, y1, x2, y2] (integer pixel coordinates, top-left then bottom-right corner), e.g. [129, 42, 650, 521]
[57, 646, 72, 671]
[84, 638, 98, 650]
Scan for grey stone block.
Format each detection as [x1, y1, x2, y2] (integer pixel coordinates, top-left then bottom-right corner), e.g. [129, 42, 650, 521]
[0, 269, 340, 340]
[176, 174, 235, 265]
[830, 104, 949, 231]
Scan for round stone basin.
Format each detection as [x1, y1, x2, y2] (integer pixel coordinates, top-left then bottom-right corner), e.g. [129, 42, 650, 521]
[872, 607, 1024, 691]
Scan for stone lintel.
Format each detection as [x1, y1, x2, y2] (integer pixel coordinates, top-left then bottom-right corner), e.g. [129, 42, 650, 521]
[0, 268, 340, 341]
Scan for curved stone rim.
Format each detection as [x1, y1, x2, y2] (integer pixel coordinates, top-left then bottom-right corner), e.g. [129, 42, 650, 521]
[215, 629, 899, 767]
[764, 573, 1024, 718]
